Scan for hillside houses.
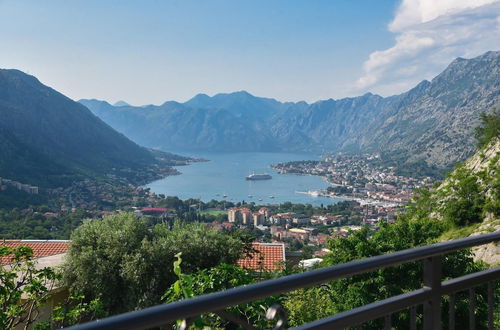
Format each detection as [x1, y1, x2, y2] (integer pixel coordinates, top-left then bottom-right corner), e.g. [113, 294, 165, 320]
[269, 212, 310, 225]
[0, 177, 39, 194]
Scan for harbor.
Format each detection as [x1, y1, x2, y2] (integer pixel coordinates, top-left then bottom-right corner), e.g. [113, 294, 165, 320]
[145, 151, 342, 206]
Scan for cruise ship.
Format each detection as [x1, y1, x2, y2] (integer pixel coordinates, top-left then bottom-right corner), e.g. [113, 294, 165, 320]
[246, 173, 272, 180]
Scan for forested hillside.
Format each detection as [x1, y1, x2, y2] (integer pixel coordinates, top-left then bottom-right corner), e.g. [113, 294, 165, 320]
[0, 69, 189, 188]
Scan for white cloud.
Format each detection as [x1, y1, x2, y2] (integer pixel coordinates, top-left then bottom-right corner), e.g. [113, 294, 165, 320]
[389, 0, 497, 31]
[355, 0, 500, 96]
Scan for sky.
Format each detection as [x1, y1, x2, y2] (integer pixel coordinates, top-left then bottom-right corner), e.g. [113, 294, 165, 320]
[0, 0, 499, 105]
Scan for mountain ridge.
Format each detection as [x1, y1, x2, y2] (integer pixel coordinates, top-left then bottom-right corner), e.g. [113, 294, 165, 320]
[0, 69, 189, 188]
[80, 50, 500, 169]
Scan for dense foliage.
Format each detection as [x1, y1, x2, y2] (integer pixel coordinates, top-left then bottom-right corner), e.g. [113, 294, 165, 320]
[163, 254, 281, 329]
[440, 166, 486, 226]
[0, 208, 89, 239]
[283, 219, 493, 328]
[408, 153, 499, 229]
[36, 295, 107, 329]
[160, 218, 497, 329]
[0, 187, 46, 209]
[475, 108, 500, 149]
[62, 213, 249, 315]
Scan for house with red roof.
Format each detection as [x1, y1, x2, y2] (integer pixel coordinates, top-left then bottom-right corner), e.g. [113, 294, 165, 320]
[236, 243, 285, 271]
[0, 239, 70, 265]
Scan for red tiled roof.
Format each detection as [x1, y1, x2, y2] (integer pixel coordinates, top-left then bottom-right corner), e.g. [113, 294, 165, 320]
[0, 240, 70, 264]
[314, 249, 329, 257]
[236, 243, 285, 271]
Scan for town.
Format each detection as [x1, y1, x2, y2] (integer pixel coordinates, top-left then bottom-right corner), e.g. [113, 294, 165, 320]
[272, 153, 435, 206]
[205, 198, 397, 260]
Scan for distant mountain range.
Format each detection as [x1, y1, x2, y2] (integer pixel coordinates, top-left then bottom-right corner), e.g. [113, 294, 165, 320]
[0, 69, 190, 188]
[81, 51, 500, 170]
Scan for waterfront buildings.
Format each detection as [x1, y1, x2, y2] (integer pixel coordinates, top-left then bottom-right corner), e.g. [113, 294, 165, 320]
[228, 207, 271, 225]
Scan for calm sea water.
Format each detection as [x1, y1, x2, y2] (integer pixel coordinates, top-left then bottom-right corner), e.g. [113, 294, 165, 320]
[145, 152, 341, 206]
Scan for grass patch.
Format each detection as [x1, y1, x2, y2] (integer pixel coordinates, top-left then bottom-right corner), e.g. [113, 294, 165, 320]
[200, 210, 228, 216]
[439, 223, 482, 241]
[439, 218, 500, 241]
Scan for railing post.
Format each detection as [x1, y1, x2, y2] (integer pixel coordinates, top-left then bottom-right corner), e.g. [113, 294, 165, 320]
[487, 281, 494, 330]
[423, 256, 442, 330]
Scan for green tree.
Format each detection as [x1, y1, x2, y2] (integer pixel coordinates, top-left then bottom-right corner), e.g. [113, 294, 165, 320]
[37, 295, 107, 329]
[475, 108, 500, 149]
[63, 213, 247, 315]
[438, 166, 485, 226]
[0, 246, 60, 329]
[163, 253, 281, 329]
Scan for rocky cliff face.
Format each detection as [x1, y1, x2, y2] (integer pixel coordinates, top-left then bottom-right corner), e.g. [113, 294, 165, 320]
[465, 139, 500, 265]
[360, 51, 500, 167]
[81, 51, 500, 169]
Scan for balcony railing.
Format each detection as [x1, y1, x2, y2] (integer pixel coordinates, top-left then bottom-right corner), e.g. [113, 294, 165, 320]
[69, 231, 500, 329]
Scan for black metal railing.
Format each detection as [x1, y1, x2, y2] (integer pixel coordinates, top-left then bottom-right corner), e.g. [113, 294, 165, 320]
[69, 231, 500, 330]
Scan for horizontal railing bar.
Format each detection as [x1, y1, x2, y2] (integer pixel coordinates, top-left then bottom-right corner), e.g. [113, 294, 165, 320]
[293, 266, 500, 329]
[68, 231, 500, 330]
[293, 288, 431, 329]
[441, 267, 500, 295]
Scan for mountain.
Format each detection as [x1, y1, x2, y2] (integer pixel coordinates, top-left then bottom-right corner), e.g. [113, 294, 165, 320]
[0, 69, 186, 188]
[359, 51, 500, 167]
[79, 94, 293, 152]
[80, 51, 500, 169]
[113, 100, 130, 107]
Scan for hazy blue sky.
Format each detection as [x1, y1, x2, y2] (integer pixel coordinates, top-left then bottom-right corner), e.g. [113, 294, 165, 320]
[0, 0, 499, 105]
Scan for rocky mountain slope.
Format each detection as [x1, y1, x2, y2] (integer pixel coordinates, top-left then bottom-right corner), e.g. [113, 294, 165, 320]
[360, 51, 500, 167]
[405, 120, 499, 265]
[80, 51, 500, 169]
[465, 139, 500, 265]
[0, 69, 188, 188]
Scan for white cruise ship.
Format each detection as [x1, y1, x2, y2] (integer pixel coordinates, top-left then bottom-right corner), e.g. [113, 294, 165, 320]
[245, 173, 272, 180]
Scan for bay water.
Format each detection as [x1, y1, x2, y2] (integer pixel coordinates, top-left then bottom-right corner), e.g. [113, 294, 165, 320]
[146, 151, 341, 206]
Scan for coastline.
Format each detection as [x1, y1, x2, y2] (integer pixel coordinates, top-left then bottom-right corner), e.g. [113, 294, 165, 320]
[280, 169, 403, 207]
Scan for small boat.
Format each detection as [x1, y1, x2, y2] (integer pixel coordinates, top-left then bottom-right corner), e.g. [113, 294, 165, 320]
[269, 196, 275, 199]
[309, 190, 320, 197]
[248, 195, 253, 198]
[223, 194, 228, 198]
[258, 198, 263, 201]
